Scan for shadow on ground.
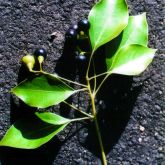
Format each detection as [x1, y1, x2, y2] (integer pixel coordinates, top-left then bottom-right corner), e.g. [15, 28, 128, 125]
[0, 65, 63, 165]
[56, 36, 142, 160]
[80, 75, 142, 157]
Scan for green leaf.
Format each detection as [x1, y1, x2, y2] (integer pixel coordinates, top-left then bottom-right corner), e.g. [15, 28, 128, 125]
[106, 44, 157, 75]
[88, 0, 128, 51]
[35, 111, 70, 125]
[0, 112, 70, 149]
[11, 73, 78, 108]
[105, 13, 148, 67]
[119, 13, 148, 48]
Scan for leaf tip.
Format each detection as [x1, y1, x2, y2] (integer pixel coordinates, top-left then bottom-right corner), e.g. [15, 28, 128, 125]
[141, 12, 147, 16]
[10, 88, 15, 94]
[149, 48, 158, 54]
[153, 48, 158, 52]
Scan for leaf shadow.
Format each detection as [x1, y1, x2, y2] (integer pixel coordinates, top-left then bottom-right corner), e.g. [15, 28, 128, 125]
[0, 66, 63, 165]
[80, 75, 142, 157]
[55, 39, 77, 81]
[76, 35, 143, 158]
[53, 32, 143, 161]
[0, 32, 84, 165]
[54, 39, 76, 120]
[0, 136, 61, 165]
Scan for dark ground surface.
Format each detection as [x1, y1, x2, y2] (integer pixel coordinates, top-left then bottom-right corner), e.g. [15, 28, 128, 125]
[0, 0, 164, 165]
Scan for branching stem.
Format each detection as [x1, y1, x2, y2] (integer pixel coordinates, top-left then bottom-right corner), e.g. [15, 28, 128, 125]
[89, 72, 108, 80]
[86, 50, 95, 78]
[49, 74, 87, 88]
[30, 70, 87, 88]
[95, 73, 110, 95]
[86, 77, 107, 165]
[71, 117, 91, 122]
[39, 63, 43, 72]
[92, 59, 97, 93]
[63, 101, 93, 118]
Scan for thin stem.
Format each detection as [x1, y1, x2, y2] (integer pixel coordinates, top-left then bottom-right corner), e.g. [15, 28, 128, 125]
[51, 74, 87, 88]
[39, 63, 43, 71]
[76, 46, 82, 53]
[70, 116, 91, 122]
[94, 117, 107, 165]
[86, 50, 95, 79]
[89, 72, 108, 80]
[92, 59, 97, 93]
[95, 73, 110, 95]
[86, 78, 107, 165]
[30, 70, 41, 74]
[76, 88, 88, 92]
[30, 70, 87, 88]
[63, 101, 93, 118]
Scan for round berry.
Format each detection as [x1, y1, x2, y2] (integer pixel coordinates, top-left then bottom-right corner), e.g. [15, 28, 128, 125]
[75, 54, 87, 62]
[34, 48, 47, 59]
[78, 19, 90, 31]
[22, 54, 35, 71]
[65, 29, 77, 40]
[75, 54, 88, 77]
[70, 24, 78, 31]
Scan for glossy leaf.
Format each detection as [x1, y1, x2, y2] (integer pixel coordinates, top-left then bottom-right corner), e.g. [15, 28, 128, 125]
[106, 44, 157, 75]
[35, 111, 71, 125]
[105, 13, 149, 67]
[105, 33, 123, 68]
[11, 73, 78, 108]
[88, 0, 128, 51]
[0, 112, 70, 149]
[119, 13, 148, 48]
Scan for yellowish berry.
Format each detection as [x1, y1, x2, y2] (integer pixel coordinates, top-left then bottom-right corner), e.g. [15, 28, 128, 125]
[22, 54, 35, 71]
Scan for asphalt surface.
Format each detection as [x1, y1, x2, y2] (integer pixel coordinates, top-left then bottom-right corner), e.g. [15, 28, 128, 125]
[0, 0, 164, 164]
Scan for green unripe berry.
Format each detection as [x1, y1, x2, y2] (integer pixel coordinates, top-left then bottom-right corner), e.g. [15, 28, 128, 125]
[38, 56, 44, 65]
[22, 54, 35, 71]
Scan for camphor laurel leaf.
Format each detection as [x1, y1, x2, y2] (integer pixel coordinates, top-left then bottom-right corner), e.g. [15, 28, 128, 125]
[119, 13, 148, 48]
[107, 44, 157, 75]
[0, 112, 71, 149]
[106, 13, 157, 75]
[11, 73, 79, 108]
[88, 0, 129, 52]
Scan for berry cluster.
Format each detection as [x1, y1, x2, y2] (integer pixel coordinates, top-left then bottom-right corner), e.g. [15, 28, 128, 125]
[22, 48, 47, 71]
[22, 19, 90, 75]
[66, 19, 90, 40]
[66, 18, 90, 63]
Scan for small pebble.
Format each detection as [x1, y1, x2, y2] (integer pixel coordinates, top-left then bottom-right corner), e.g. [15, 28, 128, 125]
[140, 125, 145, 132]
[138, 137, 142, 143]
[158, 147, 163, 151]
[48, 32, 57, 42]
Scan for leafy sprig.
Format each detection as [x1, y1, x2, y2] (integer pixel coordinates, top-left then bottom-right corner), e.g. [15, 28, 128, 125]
[0, 0, 157, 164]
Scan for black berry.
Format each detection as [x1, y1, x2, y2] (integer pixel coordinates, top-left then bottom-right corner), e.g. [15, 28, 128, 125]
[75, 54, 87, 62]
[34, 48, 47, 59]
[65, 29, 77, 40]
[70, 24, 78, 31]
[75, 53, 88, 78]
[78, 19, 90, 31]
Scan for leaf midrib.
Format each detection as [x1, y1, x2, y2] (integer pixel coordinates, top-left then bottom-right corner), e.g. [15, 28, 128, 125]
[13, 88, 73, 93]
